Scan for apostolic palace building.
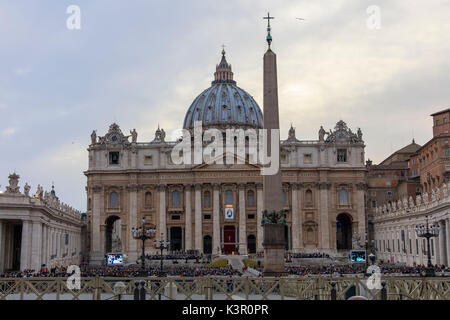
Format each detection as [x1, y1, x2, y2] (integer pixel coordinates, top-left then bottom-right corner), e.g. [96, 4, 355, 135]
[85, 50, 367, 265]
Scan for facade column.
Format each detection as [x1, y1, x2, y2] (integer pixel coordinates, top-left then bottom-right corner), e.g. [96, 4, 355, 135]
[291, 183, 300, 251]
[256, 183, 264, 252]
[213, 183, 221, 255]
[184, 184, 192, 251]
[356, 182, 367, 243]
[319, 182, 331, 249]
[446, 219, 450, 267]
[31, 221, 43, 271]
[90, 185, 103, 265]
[20, 220, 31, 270]
[127, 183, 139, 263]
[238, 183, 247, 255]
[158, 184, 167, 242]
[194, 184, 202, 252]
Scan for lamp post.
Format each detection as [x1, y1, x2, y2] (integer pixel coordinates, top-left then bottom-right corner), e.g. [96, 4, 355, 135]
[153, 233, 170, 277]
[131, 217, 157, 275]
[415, 215, 440, 277]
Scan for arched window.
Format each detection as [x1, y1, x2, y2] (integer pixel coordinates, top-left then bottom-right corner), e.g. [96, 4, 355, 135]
[109, 192, 119, 209]
[305, 189, 313, 205]
[339, 189, 348, 205]
[247, 190, 255, 206]
[225, 190, 233, 205]
[172, 190, 181, 207]
[144, 192, 152, 208]
[204, 191, 211, 207]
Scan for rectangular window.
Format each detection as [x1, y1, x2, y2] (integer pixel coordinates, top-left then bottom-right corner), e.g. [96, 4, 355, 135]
[397, 239, 400, 252]
[171, 215, 180, 220]
[337, 149, 347, 162]
[144, 155, 153, 165]
[109, 152, 120, 165]
[281, 154, 288, 164]
[409, 239, 412, 254]
[444, 149, 450, 156]
[203, 214, 211, 220]
[303, 154, 312, 164]
[248, 214, 255, 220]
[416, 239, 419, 255]
[371, 200, 377, 208]
[436, 120, 440, 126]
[431, 239, 434, 256]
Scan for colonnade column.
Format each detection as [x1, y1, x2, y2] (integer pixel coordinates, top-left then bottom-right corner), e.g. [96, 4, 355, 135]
[158, 184, 167, 242]
[41, 225, 48, 266]
[127, 183, 139, 262]
[238, 183, 247, 255]
[291, 183, 300, 251]
[213, 183, 221, 255]
[446, 219, 450, 267]
[20, 220, 31, 270]
[256, 183, 264, 252]
[184, 184, 192, 251]
[194, 184, 202, 252]
[438, 220, 445, 265]
[0, 221, 4, 274]
[31, 221, 43, 271]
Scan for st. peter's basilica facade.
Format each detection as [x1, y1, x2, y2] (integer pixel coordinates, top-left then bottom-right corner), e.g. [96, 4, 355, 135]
[85, 51, 367, 265]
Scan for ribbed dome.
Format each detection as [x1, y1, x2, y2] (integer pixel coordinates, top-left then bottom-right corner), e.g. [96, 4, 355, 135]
[183, 51, 263, 130]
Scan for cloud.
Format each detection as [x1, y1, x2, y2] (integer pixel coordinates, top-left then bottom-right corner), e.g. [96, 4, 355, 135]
[0, 0, 449, 208]
[14, 67, 31, 76]
[1, 127, 16, 137]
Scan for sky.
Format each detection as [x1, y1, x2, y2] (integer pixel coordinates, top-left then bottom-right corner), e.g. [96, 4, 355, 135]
[0, 0, 449, 211]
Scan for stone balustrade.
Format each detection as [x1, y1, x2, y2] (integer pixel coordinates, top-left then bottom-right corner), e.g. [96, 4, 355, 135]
[373, 182, 450, 220]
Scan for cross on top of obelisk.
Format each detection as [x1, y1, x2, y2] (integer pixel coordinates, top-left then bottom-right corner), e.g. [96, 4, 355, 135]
[263, 12, 274, 48]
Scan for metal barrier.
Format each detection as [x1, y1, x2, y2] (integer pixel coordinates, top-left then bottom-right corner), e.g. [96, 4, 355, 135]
[0, 276, 448, 300]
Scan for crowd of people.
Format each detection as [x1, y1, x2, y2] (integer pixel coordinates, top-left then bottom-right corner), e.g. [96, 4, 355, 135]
[0, 264, 241, 278]
[145, 250, 202, 261]
[276, 264, 450, 276]
[288, 252, 331, 259]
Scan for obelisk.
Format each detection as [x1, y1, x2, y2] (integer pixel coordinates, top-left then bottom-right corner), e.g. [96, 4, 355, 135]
[262, 13, 286, 276]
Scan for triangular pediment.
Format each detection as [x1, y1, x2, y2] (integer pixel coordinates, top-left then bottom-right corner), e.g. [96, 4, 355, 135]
[193, 152, 261, 170]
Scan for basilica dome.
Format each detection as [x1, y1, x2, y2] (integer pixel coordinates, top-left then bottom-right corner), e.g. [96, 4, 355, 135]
[183, 50, 263, 130]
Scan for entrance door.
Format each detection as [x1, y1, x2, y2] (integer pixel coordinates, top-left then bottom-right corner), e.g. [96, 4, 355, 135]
[247, 235, 256, 254]
[203, 236, 212, 254]
[336, 213, 352, 250]
[223, 226, 236, 254]
[170, 227, 182, 251]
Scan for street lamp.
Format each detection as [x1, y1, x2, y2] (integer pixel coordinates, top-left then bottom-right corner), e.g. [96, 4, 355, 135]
[131, 217, 157, 275]
[415, 215, 440, 277]
[153, 233, 170, 277]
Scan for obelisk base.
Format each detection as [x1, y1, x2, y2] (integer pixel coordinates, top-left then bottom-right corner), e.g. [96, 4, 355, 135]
[262, 224, 286, 276]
